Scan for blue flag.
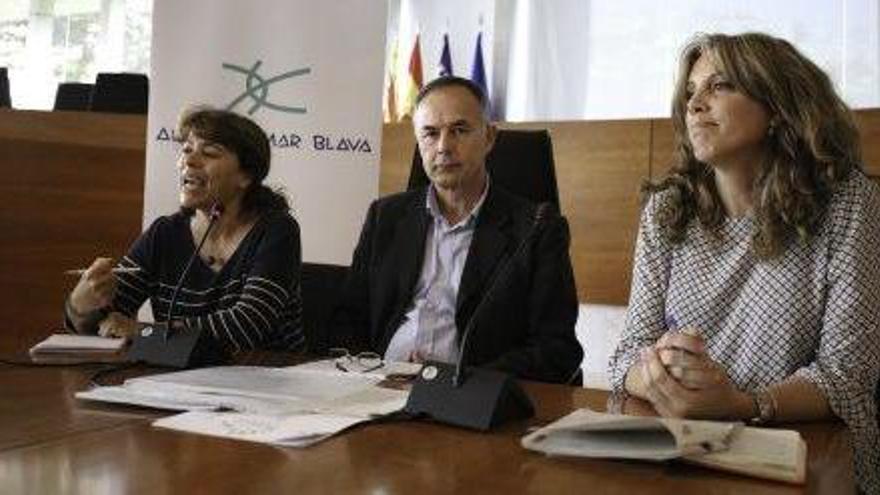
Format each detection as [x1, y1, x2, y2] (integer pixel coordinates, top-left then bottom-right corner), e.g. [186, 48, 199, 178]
[470, 32, 488, 102]
[439, 33, 453, 76]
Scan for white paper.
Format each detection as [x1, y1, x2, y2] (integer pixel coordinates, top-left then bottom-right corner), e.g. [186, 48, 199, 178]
[685, 426, 807, 481]
[153, 411, 365, 447]
[78, 362, 410, 417]
[127, 366, 378, 401]
[75, 386, 316, 415]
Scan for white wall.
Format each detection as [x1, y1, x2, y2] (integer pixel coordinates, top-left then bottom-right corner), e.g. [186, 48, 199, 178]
[576, 0, 878, 119]
[492, 0, 880, 120]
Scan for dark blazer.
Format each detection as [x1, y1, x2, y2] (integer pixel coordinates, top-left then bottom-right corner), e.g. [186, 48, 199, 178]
[331, 185, 582, 383]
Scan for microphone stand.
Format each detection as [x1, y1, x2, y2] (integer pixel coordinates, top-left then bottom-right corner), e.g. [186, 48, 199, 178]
[127, 202, 229, 368]
[452, 203, 551, 388]
[165, 203, 224, 340]
[404, 203, 552, 431]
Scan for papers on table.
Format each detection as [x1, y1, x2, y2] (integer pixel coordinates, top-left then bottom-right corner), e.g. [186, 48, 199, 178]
[76, 360, 418, 447]
[29, 334, 126, 363]
[153, 412, 365, 447]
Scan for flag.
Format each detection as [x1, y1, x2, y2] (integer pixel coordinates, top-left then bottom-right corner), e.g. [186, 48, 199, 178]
[398, 34, 423, 120]
[470, 31, 488, 102]
[438, 33, 453, 76]
[383, 38, 399, 123]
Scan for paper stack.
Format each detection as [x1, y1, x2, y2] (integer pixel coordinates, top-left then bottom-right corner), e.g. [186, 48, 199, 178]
[77, 360, 419, 447]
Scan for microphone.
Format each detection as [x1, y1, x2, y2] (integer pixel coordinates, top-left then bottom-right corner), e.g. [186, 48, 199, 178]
[453, 202, 552, 386]
[404, 203, 553, 431]
[127, 201, 229, 368]
[165, 201, 224, 328]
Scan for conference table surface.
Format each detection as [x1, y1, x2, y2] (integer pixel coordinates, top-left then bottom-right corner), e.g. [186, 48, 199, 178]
[0, 352, 854, 495]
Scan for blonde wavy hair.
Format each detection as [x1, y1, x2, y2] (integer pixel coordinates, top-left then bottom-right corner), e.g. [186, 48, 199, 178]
[647, 32, 861, 258]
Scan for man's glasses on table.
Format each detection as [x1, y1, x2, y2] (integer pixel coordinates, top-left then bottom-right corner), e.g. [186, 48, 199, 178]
[329, 348, 384, 373]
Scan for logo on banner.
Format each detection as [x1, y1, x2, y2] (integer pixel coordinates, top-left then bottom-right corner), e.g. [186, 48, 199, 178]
[154, 58, 373, 153]
[222, 60, 311, 115]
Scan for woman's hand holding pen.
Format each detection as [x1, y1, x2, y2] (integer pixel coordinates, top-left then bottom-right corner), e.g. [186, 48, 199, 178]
[635, 328, 754, 419]
[69, 257, 118, 315]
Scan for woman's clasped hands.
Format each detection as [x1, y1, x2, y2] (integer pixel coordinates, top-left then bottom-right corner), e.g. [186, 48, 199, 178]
[633, 328, 753, 419]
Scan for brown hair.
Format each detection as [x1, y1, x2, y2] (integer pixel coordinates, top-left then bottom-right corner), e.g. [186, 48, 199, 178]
[647, 32, 861, 258]
[177, 106, 289, 215]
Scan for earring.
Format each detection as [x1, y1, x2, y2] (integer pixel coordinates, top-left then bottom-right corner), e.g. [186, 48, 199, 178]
[768, 118, 779, 137]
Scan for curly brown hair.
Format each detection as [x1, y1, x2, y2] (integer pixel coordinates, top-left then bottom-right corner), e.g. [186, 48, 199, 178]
[647, 32, 861, 258]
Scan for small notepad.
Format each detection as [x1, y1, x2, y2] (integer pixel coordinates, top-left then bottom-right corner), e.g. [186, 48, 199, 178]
[29, 334, 126, 363]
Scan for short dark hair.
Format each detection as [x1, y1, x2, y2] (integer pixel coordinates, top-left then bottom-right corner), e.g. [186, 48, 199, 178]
[415, 76, 489, 117]
[177, 106, 290, 215]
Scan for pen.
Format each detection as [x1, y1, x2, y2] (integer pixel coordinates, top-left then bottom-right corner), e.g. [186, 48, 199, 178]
[64, 267, 142, 276]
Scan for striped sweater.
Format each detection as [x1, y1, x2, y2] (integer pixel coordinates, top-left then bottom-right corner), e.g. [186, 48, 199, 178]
[109, 210, 303, 352]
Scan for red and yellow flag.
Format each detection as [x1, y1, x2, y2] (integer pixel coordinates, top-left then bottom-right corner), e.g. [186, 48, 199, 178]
[398, 34, 423, 120]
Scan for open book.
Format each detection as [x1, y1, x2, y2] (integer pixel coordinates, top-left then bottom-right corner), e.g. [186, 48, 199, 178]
[29, 334, 126, 364]
[522, 408, 806, 484]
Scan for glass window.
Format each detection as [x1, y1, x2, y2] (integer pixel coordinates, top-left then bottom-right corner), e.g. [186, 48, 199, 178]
[0, 0, 152, 110]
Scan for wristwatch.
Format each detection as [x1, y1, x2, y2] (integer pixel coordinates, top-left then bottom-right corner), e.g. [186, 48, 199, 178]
[749, 387, 777, 425]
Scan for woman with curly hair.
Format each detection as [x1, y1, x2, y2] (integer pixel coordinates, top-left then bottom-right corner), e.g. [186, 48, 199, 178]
[608, 32, 880, 492]
[65, 107, 304, 354]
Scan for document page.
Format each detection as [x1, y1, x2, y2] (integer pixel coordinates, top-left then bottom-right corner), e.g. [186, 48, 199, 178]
[127, 366, 383, 402]
[684, 426, 807, 483]
[78, 362, 410, 417]
[77, 361, 413, 447]
[153, 411, 366, 447]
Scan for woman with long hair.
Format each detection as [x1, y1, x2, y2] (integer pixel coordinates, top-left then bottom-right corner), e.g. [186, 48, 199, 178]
[609, 33, 879, 492]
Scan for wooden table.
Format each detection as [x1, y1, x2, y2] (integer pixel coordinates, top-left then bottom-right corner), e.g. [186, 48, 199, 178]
[0, 357, 855, 495]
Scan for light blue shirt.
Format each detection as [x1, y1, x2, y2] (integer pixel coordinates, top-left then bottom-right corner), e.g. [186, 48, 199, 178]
[384, 181, 490, 363]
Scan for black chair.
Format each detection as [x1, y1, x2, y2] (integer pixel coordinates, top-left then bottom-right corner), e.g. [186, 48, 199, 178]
[90, 72, 149, 114]
[54, 82, 94, 111]
[406, 129, 561, 208]
[300, 262, 349, 353]
[0, 67, 10, 108]
[408, 128, 579, 384]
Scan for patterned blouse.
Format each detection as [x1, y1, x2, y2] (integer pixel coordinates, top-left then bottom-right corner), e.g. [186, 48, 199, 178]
[608, 169, 880, 493]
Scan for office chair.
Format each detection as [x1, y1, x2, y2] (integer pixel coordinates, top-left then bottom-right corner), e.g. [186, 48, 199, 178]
[300, 262, 349, 354]
[407, 128, 579, 385]
[54, 82, 94, 111]
[90, 72, 149, 114]
[0, 67, 10, 108]
[406, 129, 561, 208]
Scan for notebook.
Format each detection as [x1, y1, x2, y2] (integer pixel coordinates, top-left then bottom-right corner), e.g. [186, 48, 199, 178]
[522, 408, 806, 484]
[29, 334, 127, 363]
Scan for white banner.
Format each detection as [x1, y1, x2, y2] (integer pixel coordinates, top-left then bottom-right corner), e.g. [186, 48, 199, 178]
[145, 0, 387, 264]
